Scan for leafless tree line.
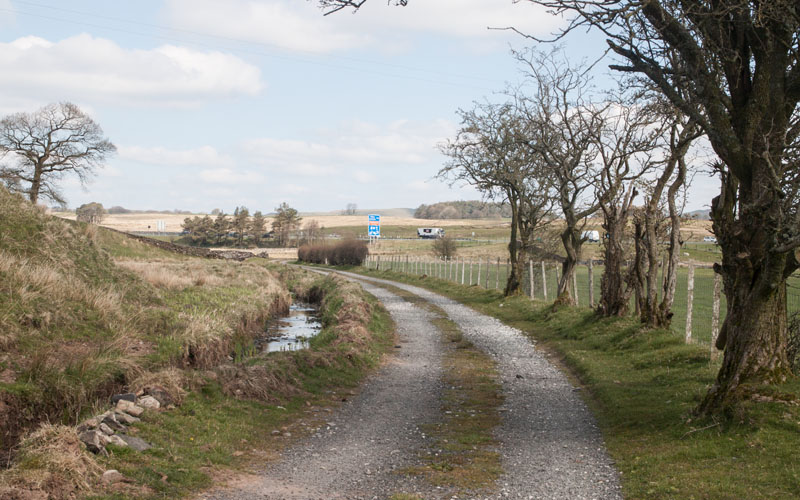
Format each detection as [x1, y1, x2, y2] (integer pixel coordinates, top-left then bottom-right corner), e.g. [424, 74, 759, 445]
[319, 0, 800, 413]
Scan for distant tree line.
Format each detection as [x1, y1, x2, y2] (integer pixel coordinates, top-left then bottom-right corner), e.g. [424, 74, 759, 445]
[180, 202, 319, 248]
[107, 206, 193, 215]
[414, 200, 511, 219]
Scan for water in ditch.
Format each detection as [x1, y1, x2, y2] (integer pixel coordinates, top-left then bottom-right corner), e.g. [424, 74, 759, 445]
[257, 303, 322, 353]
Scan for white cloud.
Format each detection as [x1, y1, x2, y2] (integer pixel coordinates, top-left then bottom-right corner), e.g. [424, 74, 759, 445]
[162, 0, 561, 54]
[243, 119, 454, 175]
[119, 145, 235, 168]
[354, 170, 376, 183]
[198, 168, 265, 185]
[0, 34, 263, 108]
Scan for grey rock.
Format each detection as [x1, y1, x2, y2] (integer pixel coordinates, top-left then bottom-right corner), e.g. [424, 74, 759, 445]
[114, 411, 141, 425]
[106, 434, 128, 448]
[99, 423, 115, 436]
[111, 393, 136, 404]
[116, 399, 145, 417]
[102, 413, 127, 433]
[102, 469, 125, 484]
[137, 395, 161, 409]
[118, 434, 152, 451]
[79, 430, 108, 454]
[77, 416, 101, 433]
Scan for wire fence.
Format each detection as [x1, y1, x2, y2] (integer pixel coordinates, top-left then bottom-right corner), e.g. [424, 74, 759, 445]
[363, 254, 800, 350]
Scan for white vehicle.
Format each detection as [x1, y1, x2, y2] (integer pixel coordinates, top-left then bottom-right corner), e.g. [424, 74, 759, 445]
[417, 227, 445, 239]
[582, 230, 600, 243]
[703, 236, 718, 243]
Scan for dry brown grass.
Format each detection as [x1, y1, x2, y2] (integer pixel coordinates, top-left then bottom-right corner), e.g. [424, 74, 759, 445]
[114, 259, 227, 289]
[0, 424, 102, 500]
[0, 253, 125, 350]
[129, 367, 187, 405]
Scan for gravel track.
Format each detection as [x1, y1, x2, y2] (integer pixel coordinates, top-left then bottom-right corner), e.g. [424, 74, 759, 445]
[334, 272, 623, 500]
[200, 279, 450, 500]
[201, 270, 623, 500]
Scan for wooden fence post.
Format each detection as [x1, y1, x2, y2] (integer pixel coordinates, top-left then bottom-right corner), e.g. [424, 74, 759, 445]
[485, 256, 490, 288]
[573, 269, 579, 306]
[541, 261, 548, 301]
[476, 259, 481, 287]
[588, 260, 594, 307]
[555, 265, 560, 293]
[529, 260, 535, 300]
[461, 257, 466, 284]
[495, 257, 500, 290]
[685, 264, 695, 343]
[711, 272, 722, 358]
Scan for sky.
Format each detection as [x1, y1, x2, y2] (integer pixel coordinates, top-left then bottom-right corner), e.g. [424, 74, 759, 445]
[0, 0, 719, 214]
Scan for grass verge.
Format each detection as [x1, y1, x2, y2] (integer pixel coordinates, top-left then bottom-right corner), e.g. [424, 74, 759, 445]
[342, 266, 800, 500]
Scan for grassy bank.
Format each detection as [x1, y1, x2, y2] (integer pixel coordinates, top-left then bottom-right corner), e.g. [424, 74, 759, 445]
[0, 187, 395, 499]
[346, 266, 800, 500]
[82, 269, 394, 500]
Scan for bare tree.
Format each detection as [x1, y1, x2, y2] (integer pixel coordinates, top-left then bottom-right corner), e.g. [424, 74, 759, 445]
[439, 100, 553, 296]
[0, 102, 116, 205]
[515, 49, 605, 305]
[518, 0, 800, 412]
[637, 102, 702, 327]
[342, 203, 358, 216]
[432, 235, 458, 259]
[303, 219, 322, 244]
[594, 99, 661, 317]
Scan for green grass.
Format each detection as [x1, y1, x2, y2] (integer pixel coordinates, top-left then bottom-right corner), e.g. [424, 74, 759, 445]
[86, 269, 395, 499]
[342, 266, 800, 500]
[368, 256, 800, 347]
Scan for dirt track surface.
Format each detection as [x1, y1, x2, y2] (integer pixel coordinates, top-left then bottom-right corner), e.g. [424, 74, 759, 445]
[200, 271, 622, 500]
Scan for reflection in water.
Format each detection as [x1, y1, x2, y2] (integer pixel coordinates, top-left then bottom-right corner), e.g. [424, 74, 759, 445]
[259, 303, 322, 353]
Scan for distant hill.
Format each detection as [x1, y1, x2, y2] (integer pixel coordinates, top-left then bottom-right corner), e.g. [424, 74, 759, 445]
[300, 208, 416, 217]
[686, 209, 712, 220]
[415, 200, 511, 219]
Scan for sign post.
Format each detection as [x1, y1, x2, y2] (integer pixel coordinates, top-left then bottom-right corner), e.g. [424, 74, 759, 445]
[368, 214, 380, 245]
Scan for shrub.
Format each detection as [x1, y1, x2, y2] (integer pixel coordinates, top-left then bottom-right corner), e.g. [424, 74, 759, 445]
[432, 236, 458, 259]
[298, 239, 368, 266]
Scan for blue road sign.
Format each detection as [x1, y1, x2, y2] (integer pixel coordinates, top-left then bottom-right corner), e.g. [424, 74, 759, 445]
[368, 224, 380, 237]
[368, 214, 380, 222]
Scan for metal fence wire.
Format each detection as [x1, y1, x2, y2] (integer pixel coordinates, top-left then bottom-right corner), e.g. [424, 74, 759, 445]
[363, 254, 800, 348]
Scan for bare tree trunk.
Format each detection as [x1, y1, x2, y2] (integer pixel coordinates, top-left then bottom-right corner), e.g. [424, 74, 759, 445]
[28, 164, 43, 204]
[555, 227, 582, 306]
[640, 120, 695, 328]
[598, 188, 637, 316]
[699, 171, 797, 413]
[504, 198, 523, 296]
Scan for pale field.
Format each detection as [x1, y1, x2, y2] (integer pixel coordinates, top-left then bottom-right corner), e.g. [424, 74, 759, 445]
[51, 211, 714, 262]
[51, 212, 509, 233]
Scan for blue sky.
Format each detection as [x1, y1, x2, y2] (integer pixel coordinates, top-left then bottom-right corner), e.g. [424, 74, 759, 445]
[0, 0, 717, 213]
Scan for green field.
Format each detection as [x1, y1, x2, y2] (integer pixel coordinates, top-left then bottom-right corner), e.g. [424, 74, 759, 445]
[365, 253, 800, 348]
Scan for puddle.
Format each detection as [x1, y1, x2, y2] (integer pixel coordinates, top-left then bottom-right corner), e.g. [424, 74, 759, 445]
[257, 303, 322, 353]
